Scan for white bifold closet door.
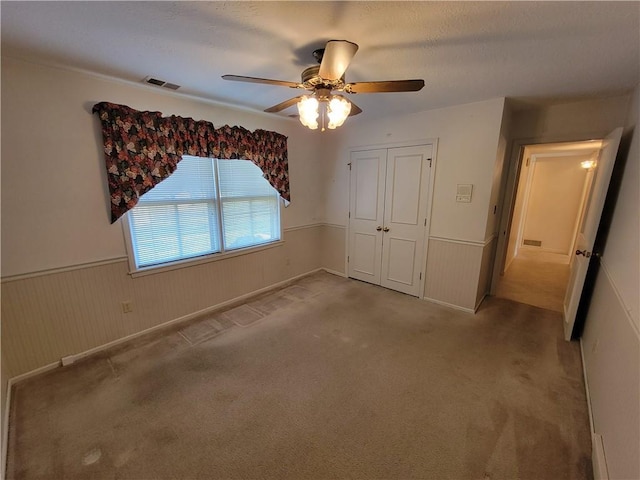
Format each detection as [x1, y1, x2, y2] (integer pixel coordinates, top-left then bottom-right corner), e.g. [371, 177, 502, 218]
[348, 144, 432, 297]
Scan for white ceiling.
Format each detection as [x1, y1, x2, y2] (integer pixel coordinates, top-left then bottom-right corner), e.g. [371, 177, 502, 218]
[2, 1, 639, 120]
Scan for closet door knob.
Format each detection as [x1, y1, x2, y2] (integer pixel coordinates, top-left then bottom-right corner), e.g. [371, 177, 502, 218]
[376, 226, 382, 231]
[383, 227, 390, 232]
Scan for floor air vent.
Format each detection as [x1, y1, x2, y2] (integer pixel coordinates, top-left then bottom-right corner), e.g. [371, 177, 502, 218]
[142, 76, 181, 90]
[523, 239, 542, 247]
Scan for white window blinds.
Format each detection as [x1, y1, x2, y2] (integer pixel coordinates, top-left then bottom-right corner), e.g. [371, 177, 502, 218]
[127, 156, 280, 270]
[218, 159, 281, 250]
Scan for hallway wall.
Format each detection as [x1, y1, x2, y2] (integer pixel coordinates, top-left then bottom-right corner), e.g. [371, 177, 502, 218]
[521, 155, 589, 255]
[582, 85, 639, 480]
[493, 92, 636, 479]
[498, 95, 630, 275]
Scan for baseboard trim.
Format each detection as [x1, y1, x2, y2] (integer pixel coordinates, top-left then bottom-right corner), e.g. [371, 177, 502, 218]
[474, 294, 487, 313]
[3, 357, 66, 479]
[2, 266, 332, 479]
[422, 296, 475, 314]
[580, 339, 609, 480]
[49, 268, 328, 370]
[592, 434, 609, 480]
[579, 339, 595, 435]
[6, 269, 326, 385]
[2, 379, 12, 480]
[6, 361, 60, 386]
[322, 268, 347, 278]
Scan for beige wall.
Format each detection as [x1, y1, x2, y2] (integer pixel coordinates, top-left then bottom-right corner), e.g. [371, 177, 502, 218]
[478, 99, 513, 302]
[522, 156, 589, 254]
[325, 98, 506, 242]
[2, 54, 637, 480]
[582, 84, 639, 480]
[503, 94, 632, 295]
[497, 95, 631, 278]
[485, 100, 513, 239]
[0, 60, 346, 460]
[323, 98, 507, 310]
[321, 225, 347, 274]
[511, 95, 632, 142]
[505, 156, 529, 270]
[0, 57, 327, 423]
[1, 56, 325, 278]
[2, 226, 323, 377]
[490, 91, 636, 478]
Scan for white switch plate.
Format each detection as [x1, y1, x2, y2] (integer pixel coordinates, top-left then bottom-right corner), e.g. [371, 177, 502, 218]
[456, 184, 473, 203]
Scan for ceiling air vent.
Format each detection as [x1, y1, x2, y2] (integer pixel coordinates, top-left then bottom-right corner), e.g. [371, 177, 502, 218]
[142, 76, 181, 90]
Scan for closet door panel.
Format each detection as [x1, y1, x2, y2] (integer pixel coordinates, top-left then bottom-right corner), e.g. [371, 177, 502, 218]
[348, 149, 387, 285]
[381, 145, 432, 296]
[389, 155, 422, 225]
[385, 237, 417, 284]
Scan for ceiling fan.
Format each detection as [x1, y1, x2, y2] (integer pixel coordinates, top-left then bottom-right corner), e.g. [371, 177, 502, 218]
[222, 40, 425, 131]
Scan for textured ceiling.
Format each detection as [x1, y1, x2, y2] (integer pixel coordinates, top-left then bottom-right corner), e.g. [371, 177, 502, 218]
[2, 1, 639, 120]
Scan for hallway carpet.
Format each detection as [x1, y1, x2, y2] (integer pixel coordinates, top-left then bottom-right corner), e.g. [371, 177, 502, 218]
[7, 272, 592, 479]
[496, 250, 571, 313]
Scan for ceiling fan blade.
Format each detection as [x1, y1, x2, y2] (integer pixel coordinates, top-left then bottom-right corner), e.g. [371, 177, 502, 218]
[222, 75, 302, 89]
[318, 40, 359, 81]
[264, 96, 305, 113]
[348, 101, 362, 116]
[345, 79, 425, 93]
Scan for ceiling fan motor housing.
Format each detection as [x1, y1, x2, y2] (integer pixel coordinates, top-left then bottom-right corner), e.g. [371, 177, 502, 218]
[312, 48, 325, 64]
[222, 39, 424, 118]
[301, 65, 345, 90]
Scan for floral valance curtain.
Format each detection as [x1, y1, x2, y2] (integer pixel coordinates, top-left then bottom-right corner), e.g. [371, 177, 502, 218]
[92, 102, 289, 223]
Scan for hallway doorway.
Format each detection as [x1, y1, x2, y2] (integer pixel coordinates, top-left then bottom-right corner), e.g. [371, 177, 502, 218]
[494, 139, 602, 312]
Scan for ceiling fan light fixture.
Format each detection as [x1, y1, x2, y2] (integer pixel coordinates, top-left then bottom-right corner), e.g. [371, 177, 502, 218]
[297, 95, 319, 130]
[224, 40, 424, 130]
[581, 160, 596, 169]
[327, 96, 351, 129]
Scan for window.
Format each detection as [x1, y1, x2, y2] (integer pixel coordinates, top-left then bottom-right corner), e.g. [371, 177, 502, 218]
[126, 156, 281, 272]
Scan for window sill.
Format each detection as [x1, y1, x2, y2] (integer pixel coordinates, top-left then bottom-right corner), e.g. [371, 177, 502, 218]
[128, 240, 285, 278]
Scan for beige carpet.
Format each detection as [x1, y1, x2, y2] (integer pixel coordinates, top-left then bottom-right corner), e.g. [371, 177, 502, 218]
[496, 250, 571, 313]
[7, 271, 592, 479]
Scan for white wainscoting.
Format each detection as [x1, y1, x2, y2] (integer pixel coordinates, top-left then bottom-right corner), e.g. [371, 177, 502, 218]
[581, 262, 640, 480]
[1, 225, 324, 379]
[476, 235, 498, 307]
[424, 236, 496, 312]
[1, 225, 334, 479]
[322, 224, 347, 275]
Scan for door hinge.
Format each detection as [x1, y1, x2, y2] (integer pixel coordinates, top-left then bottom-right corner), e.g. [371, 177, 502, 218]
[427, 158, 432, 167]
[424, 218, 427, 226]
[419, 272, 422, 280]
[348, 211, 351, 218]
[347, 256, 350, 263]
[348, 162, 352, 170]
[526, 157, 530, 167]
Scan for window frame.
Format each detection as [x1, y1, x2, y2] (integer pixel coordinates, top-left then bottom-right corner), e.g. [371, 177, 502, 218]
[121, 157, 285, 278]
